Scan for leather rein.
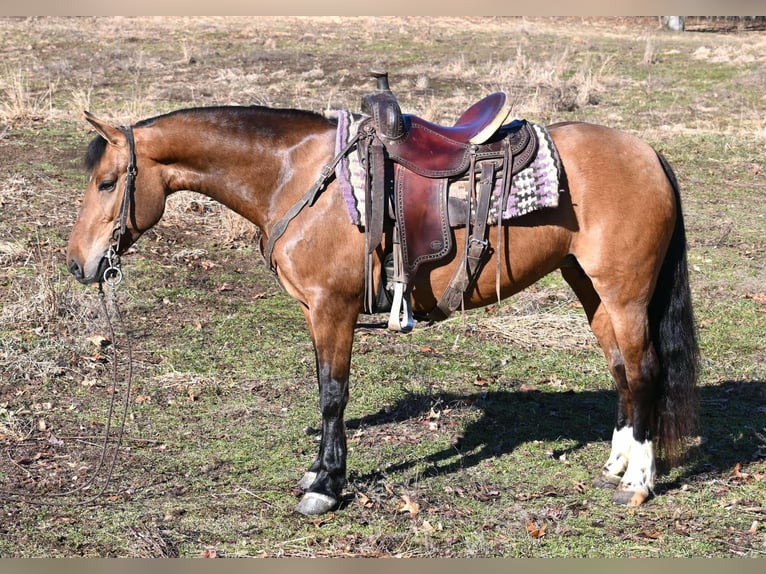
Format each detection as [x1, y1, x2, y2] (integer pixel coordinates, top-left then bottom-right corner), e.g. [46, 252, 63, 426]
[0, 126, 138, 505]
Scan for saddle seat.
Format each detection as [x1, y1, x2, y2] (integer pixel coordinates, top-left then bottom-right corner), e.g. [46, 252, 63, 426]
[412, 91, 512, 146]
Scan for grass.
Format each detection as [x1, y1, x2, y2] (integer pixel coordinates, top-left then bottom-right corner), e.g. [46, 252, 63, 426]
[1, 16, 765, 557]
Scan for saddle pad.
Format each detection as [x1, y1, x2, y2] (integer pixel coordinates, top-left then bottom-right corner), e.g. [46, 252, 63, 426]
[448, 123, 563, 224]
[331, 110, 562, 226]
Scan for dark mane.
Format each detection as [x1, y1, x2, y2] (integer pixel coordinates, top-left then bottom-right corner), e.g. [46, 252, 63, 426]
[83, 105, 334, 171]
[85, 135, 108, 173]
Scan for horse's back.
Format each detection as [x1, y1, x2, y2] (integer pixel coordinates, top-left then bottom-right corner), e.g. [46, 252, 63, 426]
[412, 121, 678, 312]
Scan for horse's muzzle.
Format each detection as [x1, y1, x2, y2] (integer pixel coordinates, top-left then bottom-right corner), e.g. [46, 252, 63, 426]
[67, 255, 109, 285]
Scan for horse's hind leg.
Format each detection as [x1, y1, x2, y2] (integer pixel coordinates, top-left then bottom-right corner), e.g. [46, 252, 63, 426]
[561, 265, 656, 504]
[601, 299, 660, 506]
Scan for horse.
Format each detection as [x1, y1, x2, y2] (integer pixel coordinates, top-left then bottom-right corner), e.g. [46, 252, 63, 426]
[66, 102, 699, 516]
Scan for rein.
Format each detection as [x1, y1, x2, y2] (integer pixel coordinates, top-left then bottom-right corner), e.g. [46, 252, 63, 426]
[0, 128, 137, 506]
[0, 279, 133, 507]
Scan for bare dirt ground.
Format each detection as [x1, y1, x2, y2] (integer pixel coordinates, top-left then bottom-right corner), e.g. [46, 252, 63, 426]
[1, 17, 765, 557]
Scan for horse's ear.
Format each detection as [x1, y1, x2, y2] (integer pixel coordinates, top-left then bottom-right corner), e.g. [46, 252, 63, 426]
[84, 111, 125, 146]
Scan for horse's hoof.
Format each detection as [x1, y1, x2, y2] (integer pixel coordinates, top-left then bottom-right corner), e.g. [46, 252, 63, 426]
[295, 492, 338, 515]
[593, 473, 621, 490]
[297, 471, 317, 491]
[612, 488, 651, 506]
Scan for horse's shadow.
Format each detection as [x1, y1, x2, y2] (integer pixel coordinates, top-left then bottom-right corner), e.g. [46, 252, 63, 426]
[345, 379, 766, 491]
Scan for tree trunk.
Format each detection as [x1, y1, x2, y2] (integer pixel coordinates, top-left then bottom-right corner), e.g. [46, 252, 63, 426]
[661, 16, 686, 31]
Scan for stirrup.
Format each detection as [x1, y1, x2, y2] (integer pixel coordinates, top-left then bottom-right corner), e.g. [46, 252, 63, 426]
[388, 281, 413, 332]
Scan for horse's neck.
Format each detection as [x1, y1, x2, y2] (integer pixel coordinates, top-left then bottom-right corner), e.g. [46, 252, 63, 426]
[146, 116, 335, 232]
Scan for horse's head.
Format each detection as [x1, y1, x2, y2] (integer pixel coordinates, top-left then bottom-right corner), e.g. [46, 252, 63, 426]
[66, 112, 166, 285]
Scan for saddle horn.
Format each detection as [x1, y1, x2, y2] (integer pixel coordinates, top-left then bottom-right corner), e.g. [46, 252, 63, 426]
[361, 68, 405, 141]
[370, 68, 393, 92]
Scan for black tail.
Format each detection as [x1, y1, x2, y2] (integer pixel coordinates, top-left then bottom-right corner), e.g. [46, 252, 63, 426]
[650, 152, 700, 464]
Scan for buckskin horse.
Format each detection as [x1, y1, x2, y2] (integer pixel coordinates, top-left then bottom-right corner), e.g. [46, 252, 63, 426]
[66, 79, 699, 515]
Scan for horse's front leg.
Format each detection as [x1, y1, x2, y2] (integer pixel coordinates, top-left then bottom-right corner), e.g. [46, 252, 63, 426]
[294, 304, 357, 516]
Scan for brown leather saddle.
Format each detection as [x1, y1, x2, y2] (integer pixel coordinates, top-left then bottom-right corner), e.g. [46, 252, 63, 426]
[358, 70, 539, 329]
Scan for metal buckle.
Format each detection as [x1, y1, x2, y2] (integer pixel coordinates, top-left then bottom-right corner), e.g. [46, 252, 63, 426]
[103, 245, 123, 289]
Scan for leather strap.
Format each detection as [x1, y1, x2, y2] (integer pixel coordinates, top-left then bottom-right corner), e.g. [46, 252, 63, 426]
[496, 138, 514, 302]
[264, 130, 361, 274]
[433, 159, 496, 319]
[112, 125, 137, 253]
[364, 137, 387, 312]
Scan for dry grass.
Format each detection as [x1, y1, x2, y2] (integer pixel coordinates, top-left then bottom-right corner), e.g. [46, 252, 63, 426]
[0, 67, 54, 123]
[164, 191, 260, 245]
[476, 310, 596, 353]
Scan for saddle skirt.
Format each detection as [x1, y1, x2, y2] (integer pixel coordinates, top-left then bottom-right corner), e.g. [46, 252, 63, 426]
[331, 110, 562, 230]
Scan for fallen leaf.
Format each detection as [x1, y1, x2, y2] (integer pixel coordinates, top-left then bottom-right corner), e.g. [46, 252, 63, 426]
[399, 494, 420, 518]
[639, 529, 663, 540]
[733, 463, 750, 479]
[48, 432, 64, 447]
[134, 395, 152, 404]
[748, 520, 759, 534]
[421, 520, 436, 533]
[444, 485, 466, 497]
[473, 375, 489, 387]
[526, 519, 547, 539]
[539, 507, 564, 521]
[574, 481, 588, 494]
[472, 487, 500, 502]
[218, 283, 234, 292]
[188, 201, 205, 213]
[357, 492, 374, 508]
[312, 514, 335, 528]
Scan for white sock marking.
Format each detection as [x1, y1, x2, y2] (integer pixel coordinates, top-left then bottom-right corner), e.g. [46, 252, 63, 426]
[620, 438, 656, 492]
[603, 426, 632, 477]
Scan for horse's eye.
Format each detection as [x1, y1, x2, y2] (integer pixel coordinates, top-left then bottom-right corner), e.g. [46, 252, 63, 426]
[98, 181, 116, 192]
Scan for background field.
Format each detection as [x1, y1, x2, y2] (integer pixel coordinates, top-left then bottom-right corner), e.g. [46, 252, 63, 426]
[0, 16, 764, 557]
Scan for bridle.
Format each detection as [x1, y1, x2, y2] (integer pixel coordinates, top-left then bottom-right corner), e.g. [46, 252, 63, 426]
[102, 124, 137, 289]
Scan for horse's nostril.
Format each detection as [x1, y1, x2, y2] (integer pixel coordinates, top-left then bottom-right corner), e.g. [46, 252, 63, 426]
[67, 259, 83, 280]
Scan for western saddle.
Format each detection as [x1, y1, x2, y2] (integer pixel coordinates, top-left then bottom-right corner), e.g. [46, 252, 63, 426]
[358, 70, 539, 331]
